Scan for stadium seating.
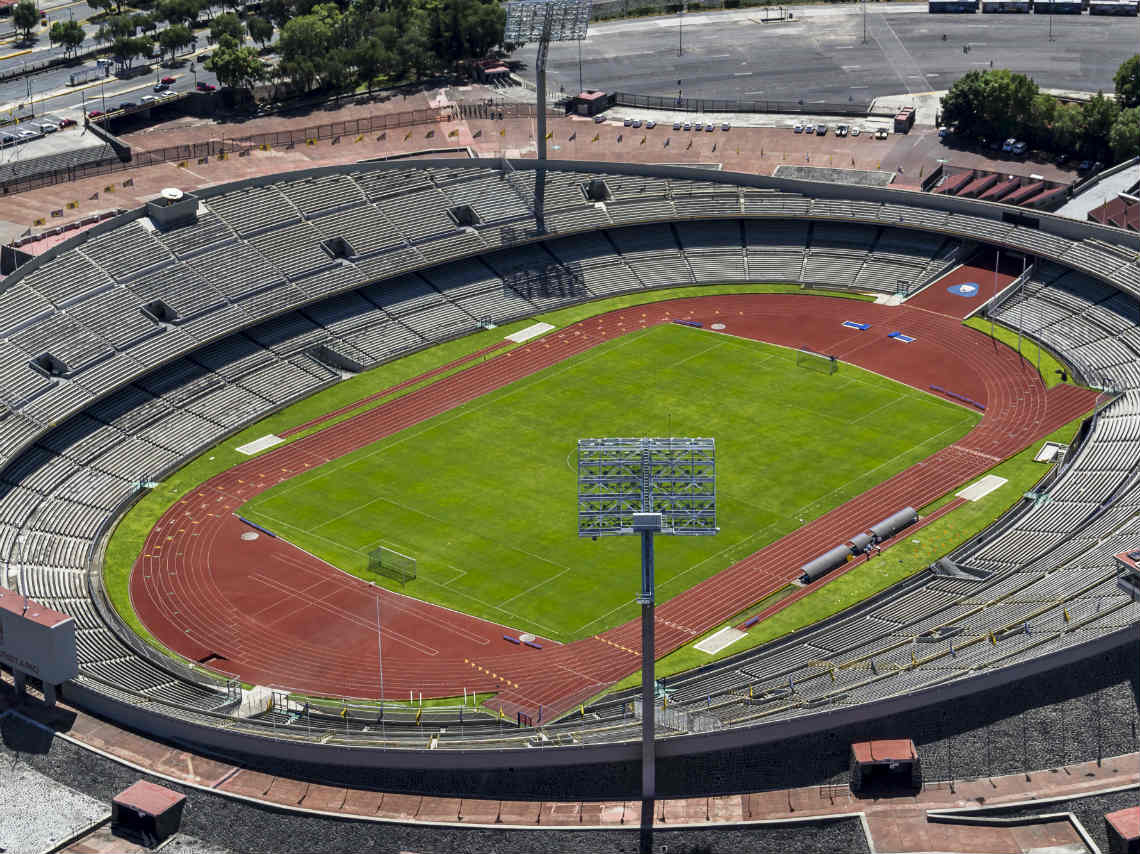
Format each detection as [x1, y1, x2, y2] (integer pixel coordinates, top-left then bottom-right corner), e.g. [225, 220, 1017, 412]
[0, 161, 1136, 750]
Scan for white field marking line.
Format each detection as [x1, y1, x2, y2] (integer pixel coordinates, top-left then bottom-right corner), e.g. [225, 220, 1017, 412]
[636, 416, 973, 604]
[257, 328, 652, 505]
[792, 419, 976, 519]
[689, 321, 972, 413]
[244, 576, 328, 620]
[310, 493, 391, 535]
[360, 536, 468, 587]
[251, 509, 567, 639]
[849, 394, 908, 425]
[247, 572, 440, 656]
[237, 510, 568, 645]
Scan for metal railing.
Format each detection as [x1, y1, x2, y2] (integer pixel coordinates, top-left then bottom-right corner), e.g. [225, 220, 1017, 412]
[611, 91, 886, 118]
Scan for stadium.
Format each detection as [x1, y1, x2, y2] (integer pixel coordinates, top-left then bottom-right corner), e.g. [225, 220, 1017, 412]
[0, 4, 1138, 851]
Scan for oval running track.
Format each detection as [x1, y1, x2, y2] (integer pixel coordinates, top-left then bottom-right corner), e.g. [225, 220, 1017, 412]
[129, 293, 1097, 720]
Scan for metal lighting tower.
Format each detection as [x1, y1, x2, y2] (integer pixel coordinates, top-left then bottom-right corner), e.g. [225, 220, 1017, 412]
[577, 437, 717, 854]
[504, 0, 591, 231]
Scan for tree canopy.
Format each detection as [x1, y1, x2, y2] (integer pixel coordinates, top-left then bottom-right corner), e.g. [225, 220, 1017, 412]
[941, 63, 1140, 166]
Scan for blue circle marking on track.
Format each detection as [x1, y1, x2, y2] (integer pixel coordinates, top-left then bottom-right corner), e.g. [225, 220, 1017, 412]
[948, 282, 980, 297]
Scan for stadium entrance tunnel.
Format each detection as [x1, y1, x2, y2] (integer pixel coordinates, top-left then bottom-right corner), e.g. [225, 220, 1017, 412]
[849, 739, 922, 797]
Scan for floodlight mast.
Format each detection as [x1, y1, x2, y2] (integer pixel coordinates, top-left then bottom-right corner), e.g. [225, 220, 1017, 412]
[504, 0, 591, 232]
[577, 437, 716, 854]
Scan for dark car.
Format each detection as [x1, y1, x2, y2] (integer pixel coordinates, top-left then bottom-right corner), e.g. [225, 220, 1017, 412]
[117, 101, 136, 110]
[1077, 159, 1093, 173]
[1054, 154, 1069, 166]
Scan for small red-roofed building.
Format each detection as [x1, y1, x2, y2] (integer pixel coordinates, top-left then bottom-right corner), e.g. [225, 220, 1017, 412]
[849, 739, 922, 794]
[1105, 806, 1140, 854]
[0, 585, 77, 706]
[112, 781, 187, 843]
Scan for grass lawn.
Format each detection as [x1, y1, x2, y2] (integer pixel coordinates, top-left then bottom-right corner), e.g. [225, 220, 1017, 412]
[241, 322, 978, 643]
[102, 283, 868, 651]
[603, 409, 1090, 693]
[964, 316, 1069, 388]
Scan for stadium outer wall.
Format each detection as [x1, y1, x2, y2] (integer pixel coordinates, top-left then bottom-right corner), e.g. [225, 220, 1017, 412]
[2, 157, 1134, 801]
[60, 626, 1136, 798]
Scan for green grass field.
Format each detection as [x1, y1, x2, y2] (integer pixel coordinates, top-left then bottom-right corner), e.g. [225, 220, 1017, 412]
[240, 323, 979, 643]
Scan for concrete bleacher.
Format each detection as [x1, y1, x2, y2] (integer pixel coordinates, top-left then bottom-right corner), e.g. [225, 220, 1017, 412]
[0, 160, 1136, 751]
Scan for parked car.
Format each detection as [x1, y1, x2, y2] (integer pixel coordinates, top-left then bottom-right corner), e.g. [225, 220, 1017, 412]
[1054, 153, 1069, 166]
[631, 119, 642, 128]
[793, 123, 804, 133]
[35, 121, 58, 133]
[593, 114, 605, 123]
[1077, 159, 1093, 173]
[682, 121, 691, 131]
[672, 121, 682, 130]
[0, 132, 16, 147]
[987, 139, 1001, 151]
[816, 124, 827, 135]
[805, 124, 814, 134]
[836, 124, 848, 137]
[938, 126, 949, 138]
[623, 117, 632, 126]
[1011, 140, 1027, 156]
[646, 120, 656, 129]
[87, 109, 103, 118]
[721, 122, 730, 131]
[875, 128, 889, 140]
[196, 81, 216, 92]
[692, 122, 703, 131]
[850, 126, 860, 137]
[15, 128, 39, 141]
[705, 123, 714, 132]
[1001, 137, 1016, 152]
[57, 117, 76, 129]
[160, 75, 176, 84]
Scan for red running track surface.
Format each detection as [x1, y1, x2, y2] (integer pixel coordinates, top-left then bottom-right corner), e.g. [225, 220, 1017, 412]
[130, 292, 1096, 719]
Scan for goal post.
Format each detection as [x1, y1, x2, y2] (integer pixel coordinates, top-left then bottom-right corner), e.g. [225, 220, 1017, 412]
[368, 545, 417, 585]
[794, 347, 838, 375]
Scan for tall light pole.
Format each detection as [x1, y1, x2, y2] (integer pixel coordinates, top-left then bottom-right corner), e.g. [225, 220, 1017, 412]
[578, 437, 718, 854]
[678, 1, 684, 56]
[504, 0, 591, 232]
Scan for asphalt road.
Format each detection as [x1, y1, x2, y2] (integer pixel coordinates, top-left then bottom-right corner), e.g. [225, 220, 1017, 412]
[520, 2, 1140, 102]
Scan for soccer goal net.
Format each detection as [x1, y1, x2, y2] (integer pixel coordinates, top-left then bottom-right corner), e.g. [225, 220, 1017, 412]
[794, 348, 839, 375]
[368, 545, 417, 585]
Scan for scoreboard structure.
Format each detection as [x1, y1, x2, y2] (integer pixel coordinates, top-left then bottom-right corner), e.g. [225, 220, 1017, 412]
[1115, 550, 1140, 600]
[0, 585, 77, 706]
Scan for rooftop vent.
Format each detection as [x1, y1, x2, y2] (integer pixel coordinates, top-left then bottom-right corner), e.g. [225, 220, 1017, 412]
[581, 178, 611, 202]
[141, 299, 179, 324]
[320, 236, 356, 260]
[448, 205, 480, 227]
[29, 352, 68, 377]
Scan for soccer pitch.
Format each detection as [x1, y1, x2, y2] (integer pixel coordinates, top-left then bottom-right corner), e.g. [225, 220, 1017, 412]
[239, 324, 979, 642]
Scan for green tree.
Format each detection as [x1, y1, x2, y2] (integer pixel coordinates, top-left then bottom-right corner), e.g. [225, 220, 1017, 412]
[1113, 54, 1140, 109]
[157, 23, 194, 63]
[1108, 106, 1140, 163]
[157, 0, 200, 27]
[111, 35, 151, 70]
[50, 19, 85, 55]
[246, 15, 274, 48]
[940, 70, 988, 140]
[12, 0, 38, 41]
[1026, 93, 1057, 150]
[261, 0, 292, 28]
[1081, 91, 1120, 160]
[1051, 102, 1084, 153]
[209, 11, 243, 44]
[205, 33, 266, 89]
[278, 3, 340, 91]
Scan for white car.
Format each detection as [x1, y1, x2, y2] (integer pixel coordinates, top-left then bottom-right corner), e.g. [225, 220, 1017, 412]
[850, 126, 861, 137]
